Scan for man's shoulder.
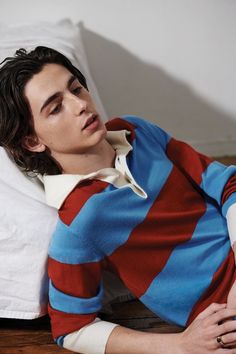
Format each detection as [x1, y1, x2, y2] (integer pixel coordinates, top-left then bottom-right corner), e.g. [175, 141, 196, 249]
[106, 115, 164, 141]
[120, 115, 171, 149]
[106, 115, 150, 130]
[59, 179, 109, 226]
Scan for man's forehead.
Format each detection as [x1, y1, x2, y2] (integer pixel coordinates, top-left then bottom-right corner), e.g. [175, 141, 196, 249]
[28, 64, 71, 89]
[24, 64, 73, 106]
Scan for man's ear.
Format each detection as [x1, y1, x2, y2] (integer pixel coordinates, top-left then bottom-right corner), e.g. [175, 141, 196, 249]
[22, 135, 46, 153]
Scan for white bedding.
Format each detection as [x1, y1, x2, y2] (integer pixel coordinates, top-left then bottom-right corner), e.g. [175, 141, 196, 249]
[0, 19, 108, 319]
[0, 148, 58, 318]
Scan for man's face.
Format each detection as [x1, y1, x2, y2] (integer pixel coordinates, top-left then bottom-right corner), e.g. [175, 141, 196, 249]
[24, 63, 107, 162]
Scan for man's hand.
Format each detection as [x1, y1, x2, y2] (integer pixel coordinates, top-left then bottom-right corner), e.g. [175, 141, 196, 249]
[178, 302, 236, 353]
[106, 303, 236, 354]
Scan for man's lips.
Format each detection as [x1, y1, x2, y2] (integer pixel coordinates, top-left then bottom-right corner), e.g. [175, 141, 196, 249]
[82, 114, 98, 130]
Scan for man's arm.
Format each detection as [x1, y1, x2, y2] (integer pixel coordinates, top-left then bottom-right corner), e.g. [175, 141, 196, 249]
[166, 137, 236, 216]
[106, 326, 180, 354]
[61, 303, 236, 354]
[106, 303, 236, 354]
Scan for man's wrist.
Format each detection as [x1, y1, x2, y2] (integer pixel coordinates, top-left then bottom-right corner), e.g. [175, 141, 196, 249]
[106, 326, 184, 354]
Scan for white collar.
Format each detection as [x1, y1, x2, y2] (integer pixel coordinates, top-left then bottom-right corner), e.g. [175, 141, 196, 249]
[41, 129, 132, 209]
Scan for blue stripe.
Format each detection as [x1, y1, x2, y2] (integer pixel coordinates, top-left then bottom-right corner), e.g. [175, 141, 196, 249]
[49, 280, 103, 314]
[70, 126, 173, 256]
[48, 219, 100, 264]
[56, 335, 66, 347]
[123, 115, 171, 149]
[140, 201, 230, 326]
[200, 161, 236, 207]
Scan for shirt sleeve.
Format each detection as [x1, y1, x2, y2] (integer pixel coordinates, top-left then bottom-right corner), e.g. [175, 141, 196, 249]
[166, 136, 236, 217]
[47, 219, 119, 353]
[62, 318, 119, 354]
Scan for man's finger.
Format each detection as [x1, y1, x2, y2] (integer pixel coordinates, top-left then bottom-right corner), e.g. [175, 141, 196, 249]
[195, 303, 227, 320]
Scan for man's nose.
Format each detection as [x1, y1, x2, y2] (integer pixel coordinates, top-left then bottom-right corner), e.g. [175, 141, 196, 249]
[66, 93, 87, 115]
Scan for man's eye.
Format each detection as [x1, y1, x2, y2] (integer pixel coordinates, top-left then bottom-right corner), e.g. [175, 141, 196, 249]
[50, 103, 62, 115]
[72, 86, 82, 95]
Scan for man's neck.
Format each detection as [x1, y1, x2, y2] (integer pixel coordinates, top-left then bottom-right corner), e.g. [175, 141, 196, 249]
[54, 139, 116, 175]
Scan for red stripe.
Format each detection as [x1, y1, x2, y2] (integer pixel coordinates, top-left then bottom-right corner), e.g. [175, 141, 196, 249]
[59, 180, 109, 225]
[48, 257, 102, 298]
[221, 175, 236, 205]
[48, 303, 97, 339]
[107, 165, 206, 297]
[187, 249, 236, 325]
[105, 117, 136, 143]
[167, 138, 213, 186]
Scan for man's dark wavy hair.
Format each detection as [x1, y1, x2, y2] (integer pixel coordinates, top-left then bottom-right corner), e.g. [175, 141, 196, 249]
[0, 46, 88, 175]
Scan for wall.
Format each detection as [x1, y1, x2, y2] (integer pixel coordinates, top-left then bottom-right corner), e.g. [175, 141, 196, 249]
[0, 0, 236, 155]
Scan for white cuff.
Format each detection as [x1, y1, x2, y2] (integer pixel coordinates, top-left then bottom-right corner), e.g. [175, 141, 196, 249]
[62, 317, 119, 354]
[226, 203, 236, 246]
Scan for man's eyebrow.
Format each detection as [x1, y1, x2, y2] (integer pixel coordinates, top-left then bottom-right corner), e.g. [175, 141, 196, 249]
[40, 75, 77, 113]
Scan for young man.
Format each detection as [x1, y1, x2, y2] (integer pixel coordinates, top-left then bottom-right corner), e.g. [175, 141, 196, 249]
[1, 46, 236, 354]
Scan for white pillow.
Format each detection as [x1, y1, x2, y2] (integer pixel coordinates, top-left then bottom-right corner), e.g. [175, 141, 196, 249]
[0, 19, 108, 319]
[0, 148, 58, 319]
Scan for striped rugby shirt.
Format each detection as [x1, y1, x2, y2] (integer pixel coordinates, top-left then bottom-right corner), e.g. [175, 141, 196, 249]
[45, 116, 236, 352]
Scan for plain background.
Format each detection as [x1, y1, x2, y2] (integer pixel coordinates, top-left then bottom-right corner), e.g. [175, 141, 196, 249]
[0, 0, 236, 156]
